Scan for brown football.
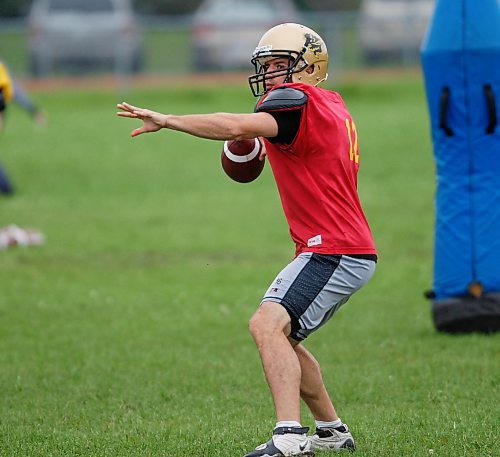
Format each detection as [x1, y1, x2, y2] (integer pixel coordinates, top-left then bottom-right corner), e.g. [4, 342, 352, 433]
[221, 138, 265, 183]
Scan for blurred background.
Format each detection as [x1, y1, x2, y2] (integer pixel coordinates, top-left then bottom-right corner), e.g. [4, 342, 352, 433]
[0, 0, 435, 80]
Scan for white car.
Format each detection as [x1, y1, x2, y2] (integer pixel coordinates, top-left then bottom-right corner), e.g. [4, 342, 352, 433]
[192, 0, 299, 71]
[359, 0, 435, 62]
[27, 0, 144, 76]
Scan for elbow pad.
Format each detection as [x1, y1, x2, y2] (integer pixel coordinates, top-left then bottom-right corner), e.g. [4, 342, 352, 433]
[256, 87, 308, 113]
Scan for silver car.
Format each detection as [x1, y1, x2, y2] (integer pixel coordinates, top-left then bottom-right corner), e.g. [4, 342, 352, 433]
[27, 0, 144, 76]
[192, 0, 299, 71]
[359, 0, 435, 63]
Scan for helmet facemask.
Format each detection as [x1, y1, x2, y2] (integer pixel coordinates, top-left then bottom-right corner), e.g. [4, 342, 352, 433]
[248, 47, 308, 97]
[248, 23, 329, 98]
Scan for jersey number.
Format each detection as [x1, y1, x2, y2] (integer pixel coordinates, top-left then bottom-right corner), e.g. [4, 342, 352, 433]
[345, 119, 359, 164]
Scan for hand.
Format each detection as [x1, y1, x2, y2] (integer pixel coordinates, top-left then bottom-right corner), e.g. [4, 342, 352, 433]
[34, 110, 46, 127]
[259, 140, 267, 161]
[116, 101, 166, 137]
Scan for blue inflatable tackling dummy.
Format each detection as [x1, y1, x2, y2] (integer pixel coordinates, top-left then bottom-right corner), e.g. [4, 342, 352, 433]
[421, 0, 500, 333]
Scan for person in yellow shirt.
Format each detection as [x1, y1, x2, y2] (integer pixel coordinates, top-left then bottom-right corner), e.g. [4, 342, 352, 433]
[0, 61, 45, 131]
[0, 61, 14, 132]
[0, 61, 45, 194]
[0, 61, 13, 193]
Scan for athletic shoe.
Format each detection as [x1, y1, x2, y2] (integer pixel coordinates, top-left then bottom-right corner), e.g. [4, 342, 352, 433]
[0, 224, 45, 250]
[309, 424, 355, 451]
[244, 426, 314, 457]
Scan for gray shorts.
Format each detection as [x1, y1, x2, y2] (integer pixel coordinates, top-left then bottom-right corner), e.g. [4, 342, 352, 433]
[261, 252, 376, 341]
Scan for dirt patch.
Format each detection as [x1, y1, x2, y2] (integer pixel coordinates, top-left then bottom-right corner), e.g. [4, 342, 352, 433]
[20, 67, 422, 93]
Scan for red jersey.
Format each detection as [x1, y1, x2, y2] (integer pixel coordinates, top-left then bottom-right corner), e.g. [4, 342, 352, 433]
[257, 82, 377, 257]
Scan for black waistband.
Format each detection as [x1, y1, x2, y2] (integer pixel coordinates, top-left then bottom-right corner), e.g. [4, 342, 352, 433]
[345, 254, 378, 263]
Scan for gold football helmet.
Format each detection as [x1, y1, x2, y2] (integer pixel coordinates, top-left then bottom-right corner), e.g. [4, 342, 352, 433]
[249, 23, 329, 97]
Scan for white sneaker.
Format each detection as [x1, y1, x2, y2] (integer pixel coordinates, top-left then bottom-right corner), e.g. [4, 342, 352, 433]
[0, 224, 45, 249]
[244, 426, 314, 457]
[310, 425, 355, 451]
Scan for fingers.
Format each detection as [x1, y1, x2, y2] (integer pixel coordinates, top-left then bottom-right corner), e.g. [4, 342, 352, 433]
[116, 102, 156, 138]
[116, 102, 144, 118]
[259, 141, 267, 161]
[131, 127, 146, 137]
[116, 111, 138, 118]
[117, 102, 136, 118]
[117, 101, 138, 112]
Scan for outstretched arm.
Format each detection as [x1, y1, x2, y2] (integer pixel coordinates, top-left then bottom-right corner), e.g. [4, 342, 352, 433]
[116, 101, 278, 141]
[12, 80, 44, 124]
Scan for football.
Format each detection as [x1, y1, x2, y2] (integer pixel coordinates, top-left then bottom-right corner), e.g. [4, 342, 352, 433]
[221, 138, 265, 183]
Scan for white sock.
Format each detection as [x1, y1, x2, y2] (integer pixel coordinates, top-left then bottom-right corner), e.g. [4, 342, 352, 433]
[275, 420, 302, 430]
[316, 418, 342, 429]
[273, 428, 308, 454]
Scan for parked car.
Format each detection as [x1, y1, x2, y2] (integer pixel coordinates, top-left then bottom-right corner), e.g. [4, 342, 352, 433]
[191, 0, 299, 71]
[359, 0, 435, 63]
[27, 0, 144, 76]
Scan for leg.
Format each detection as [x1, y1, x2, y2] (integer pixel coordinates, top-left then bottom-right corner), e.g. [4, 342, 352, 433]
[248, 301, 302, 422]
[294, 343, 356, 450]
[293, 343, 338, 422]
[0, 164, 13, 194]
[245, 302, 313, 456]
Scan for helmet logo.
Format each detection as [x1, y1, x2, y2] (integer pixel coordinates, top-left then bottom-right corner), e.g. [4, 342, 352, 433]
[304, 33, 322, 57]
[253, 44, 272, 57]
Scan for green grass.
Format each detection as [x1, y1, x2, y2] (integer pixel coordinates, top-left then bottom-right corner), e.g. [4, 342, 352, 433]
[0, 75, 498, 456]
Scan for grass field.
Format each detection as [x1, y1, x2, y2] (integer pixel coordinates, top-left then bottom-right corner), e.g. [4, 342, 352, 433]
[0, 73, 498, 456]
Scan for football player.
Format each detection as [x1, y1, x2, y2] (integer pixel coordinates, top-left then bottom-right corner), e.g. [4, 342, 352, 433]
[0, 60, 14, 194]
[0, 60, 13, 132]
[117, 23, 377, 457]
[0, 61, 45, 133]
[0, 60, 45, 195]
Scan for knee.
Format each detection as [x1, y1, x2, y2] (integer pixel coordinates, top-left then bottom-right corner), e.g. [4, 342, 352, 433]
[248, 302, 290, 343]
[248, 310, 267, 343]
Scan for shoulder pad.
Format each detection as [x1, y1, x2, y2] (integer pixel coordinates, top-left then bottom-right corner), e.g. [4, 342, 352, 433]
[256, 87, 308, 113]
